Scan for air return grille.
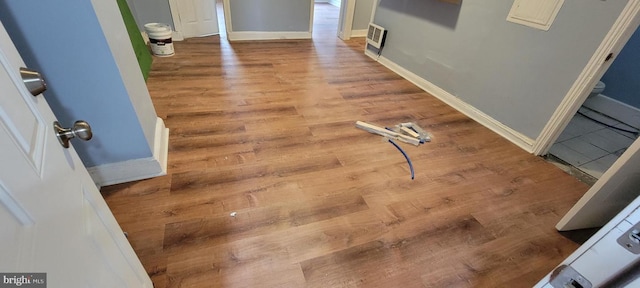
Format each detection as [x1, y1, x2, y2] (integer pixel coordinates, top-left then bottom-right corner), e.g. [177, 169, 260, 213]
[366, 23, 386, 49]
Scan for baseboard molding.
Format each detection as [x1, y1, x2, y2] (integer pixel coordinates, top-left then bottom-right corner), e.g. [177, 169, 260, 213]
[141, 31, 149, 45]
[172, 31, 184, 41]
[328, 0, 341, 7]
[583, 94, 640, 129]
[374, 55, 535, 152]
[227, 31, 312, 41]
[351, 29, 368, 38]
[88, 117, 169, 187]
[364, 48, 379, 60]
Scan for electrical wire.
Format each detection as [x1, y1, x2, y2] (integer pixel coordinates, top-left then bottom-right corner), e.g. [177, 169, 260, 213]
[576, 110, 639, 135]
[388, 139, 415, 180]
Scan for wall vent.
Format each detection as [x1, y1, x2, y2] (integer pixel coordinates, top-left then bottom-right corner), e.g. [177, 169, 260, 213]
[366, 23, 386, 49]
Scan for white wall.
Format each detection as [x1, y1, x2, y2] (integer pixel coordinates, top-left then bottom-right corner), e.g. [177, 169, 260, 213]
[353, 0, 374, 31]
[370, 0, 627, 140]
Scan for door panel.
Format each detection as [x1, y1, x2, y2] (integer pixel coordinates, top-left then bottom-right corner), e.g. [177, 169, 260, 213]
[536, 197, 640, 287]
[178, 0, 219, 37]
[0, 20, 152, 287]
[556, 137, 640, 230]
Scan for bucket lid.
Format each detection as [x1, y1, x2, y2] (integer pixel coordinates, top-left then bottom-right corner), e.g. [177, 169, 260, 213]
[594, 81, 605, 90]
[144, 23, 171, 33]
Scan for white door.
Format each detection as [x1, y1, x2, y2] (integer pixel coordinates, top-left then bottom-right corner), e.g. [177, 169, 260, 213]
[0, 21, 152, 287]
[556, 137, 640, 231]
[174, 0, 219, 38]
[535, 196, 640, 287]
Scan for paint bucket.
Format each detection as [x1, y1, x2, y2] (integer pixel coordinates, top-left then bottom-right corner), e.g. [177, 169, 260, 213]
[144, 23, 174, 57]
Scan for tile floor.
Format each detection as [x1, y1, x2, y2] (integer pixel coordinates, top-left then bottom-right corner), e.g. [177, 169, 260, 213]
[550, 107, 638, 179]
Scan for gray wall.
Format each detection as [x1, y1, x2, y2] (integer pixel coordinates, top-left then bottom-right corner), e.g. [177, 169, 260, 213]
[372, 0, 626, 139]
[230, 0, 311, 32]
[126, 0, 175, 30]
[353, 0, 374, 30]
[601, 26, 640, 109]
[0, 0, 157, 167]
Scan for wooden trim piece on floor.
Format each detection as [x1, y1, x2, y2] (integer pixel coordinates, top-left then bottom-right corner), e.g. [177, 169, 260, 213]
[375, 55, 535, 153]
[532, 0, 640, 156]
[355, 121, 421, 146]
[88, 117, 169, 187]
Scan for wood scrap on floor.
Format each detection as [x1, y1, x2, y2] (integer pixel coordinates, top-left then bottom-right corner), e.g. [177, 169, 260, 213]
[355, 121, 420, 146]
[356, 121, 431, 180]
[399, 122, 431, 143]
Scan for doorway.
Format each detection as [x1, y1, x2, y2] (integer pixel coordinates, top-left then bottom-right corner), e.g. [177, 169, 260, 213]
[313, 1, 341, 39]
[312, 0, 374, 40]
[548, 26, 640, 181]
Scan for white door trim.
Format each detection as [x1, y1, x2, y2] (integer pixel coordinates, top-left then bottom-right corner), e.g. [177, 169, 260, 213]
[168, 0, 186, 40]
[337, 0, 356, 40]
[532, 0, 640, 155]
[222, 0, 232, 35]
[309, 0, 315, 36]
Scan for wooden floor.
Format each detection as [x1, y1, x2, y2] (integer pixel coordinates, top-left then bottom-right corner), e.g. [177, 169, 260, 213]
[102, 4, 590, 287]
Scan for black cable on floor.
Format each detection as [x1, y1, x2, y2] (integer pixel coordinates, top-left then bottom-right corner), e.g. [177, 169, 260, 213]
[576, 110, 639, 135]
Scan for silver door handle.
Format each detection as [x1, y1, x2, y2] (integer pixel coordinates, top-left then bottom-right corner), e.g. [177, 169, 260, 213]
[53, 120, 92, 148]
[20, 67, 47, 96]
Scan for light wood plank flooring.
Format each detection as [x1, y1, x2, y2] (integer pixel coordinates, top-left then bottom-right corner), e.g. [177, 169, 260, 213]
[102, 4, 589, 287]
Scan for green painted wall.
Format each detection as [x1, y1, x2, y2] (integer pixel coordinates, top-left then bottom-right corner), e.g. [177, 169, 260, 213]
[117, 0, 152, 80]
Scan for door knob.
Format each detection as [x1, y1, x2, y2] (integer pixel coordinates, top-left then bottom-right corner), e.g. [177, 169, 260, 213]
[53, 120, 93, 148]
[20, 67, 47, 96]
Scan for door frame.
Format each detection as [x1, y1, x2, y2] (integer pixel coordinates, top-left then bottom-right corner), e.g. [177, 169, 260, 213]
[532, 0, 640, 155]
[168, 0, 182, 39]
[337, 0, 356, 40]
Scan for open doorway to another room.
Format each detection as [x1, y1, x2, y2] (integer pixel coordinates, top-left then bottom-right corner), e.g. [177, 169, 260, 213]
[313, 0, 341, 39]
[312, 0, 374, 40]
[548, 25, 640, 183]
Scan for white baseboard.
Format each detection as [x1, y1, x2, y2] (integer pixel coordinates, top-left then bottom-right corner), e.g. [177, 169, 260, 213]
[583, 94, 640, 129]
[373, 55, 535, 152]
[141, 31, 149, 44]
[88, 117, 169, 187]
[227, 31, 312, 41]
[364, 48, 379, 60]
[172, 31, 184, 41]
[328, 0, 341, 7]
[351, 29, 368, 38]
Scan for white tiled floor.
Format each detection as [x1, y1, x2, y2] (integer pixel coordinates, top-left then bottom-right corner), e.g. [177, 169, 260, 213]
[550, 107, 638, 179]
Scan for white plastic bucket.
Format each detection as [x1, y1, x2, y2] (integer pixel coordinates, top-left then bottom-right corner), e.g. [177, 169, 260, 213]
[144, 23, 174, 57]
